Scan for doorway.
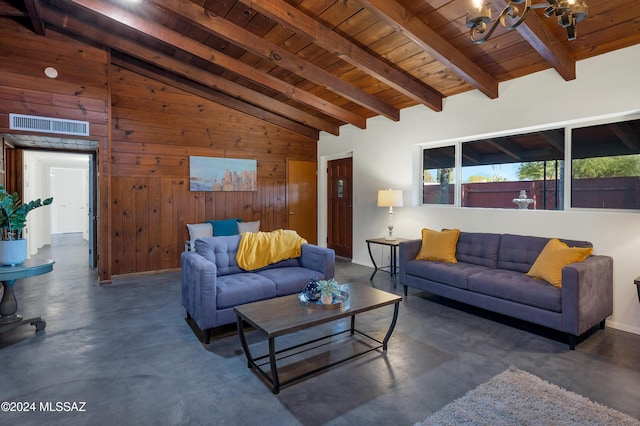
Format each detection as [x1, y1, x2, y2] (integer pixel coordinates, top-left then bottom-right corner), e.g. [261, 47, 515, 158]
[327, 157, 353, 258]
[23, 150, 96, 267]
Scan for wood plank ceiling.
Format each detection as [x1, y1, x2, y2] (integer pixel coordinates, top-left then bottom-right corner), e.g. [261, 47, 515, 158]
[3, 0, 640, 140]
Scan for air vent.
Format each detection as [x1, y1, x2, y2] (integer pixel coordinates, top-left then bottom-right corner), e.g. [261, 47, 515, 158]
[9, 113, 89, 136]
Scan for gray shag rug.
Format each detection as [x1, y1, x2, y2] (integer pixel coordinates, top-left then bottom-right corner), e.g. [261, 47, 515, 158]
[416, 366, 640, 426]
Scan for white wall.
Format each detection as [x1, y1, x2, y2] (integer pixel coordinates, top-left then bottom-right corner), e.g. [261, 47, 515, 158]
[318, 44, 640, 336]
[24, 154, 52, 255]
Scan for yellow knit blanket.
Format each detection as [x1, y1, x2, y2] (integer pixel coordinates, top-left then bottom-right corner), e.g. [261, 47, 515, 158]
[236, 229, 307, 271]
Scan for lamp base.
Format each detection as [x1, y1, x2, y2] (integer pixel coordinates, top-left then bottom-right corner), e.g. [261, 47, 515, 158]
[385, 223, 395, 241]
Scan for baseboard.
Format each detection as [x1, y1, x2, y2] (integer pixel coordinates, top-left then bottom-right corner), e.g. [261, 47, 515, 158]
[351, 259, 373, 268]
[109, 267, 181, 283]
[605, 320, 640, 336]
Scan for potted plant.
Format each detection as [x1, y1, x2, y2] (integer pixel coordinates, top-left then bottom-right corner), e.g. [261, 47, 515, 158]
[0, 185, 53, 266]
[317, 278, 341, 304]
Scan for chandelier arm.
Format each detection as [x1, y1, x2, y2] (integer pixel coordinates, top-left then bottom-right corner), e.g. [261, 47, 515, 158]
[566, 17, 577, 40]
[499, 3, 532, 31]
[469, 19, 501, 44]
[467, 0, 586, 43]
[529, 2, 554, 10]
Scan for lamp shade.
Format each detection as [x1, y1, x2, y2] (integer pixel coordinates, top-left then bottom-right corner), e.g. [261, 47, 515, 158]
[377, 189, 403, 207]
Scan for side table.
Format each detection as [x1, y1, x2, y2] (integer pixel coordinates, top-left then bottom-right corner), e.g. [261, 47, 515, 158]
[634, 276, 640, 303]
[0, 258, 55, 336]
[366, 237, 410, 283]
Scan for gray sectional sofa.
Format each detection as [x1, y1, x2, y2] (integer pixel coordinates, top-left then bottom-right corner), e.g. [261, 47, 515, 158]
[399, 232, 613, 349]
[181, 234, 335, 343]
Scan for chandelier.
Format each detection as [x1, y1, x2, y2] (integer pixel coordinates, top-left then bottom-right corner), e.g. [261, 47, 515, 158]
[466, 0, 588, 44]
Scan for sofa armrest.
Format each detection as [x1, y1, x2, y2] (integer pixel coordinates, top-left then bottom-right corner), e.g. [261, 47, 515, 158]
[399, 239, 422, 283]
[181, 251, 218, 331]
[561, 255, 613, 336]
[300, 244, 336, 279]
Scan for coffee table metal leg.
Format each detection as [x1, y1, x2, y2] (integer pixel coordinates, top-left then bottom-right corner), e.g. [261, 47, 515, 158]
[350, 315, 355, 335]
[236, 316, 252, 368]
[269, 337, 280, 394]
[382, 302, 400, 350]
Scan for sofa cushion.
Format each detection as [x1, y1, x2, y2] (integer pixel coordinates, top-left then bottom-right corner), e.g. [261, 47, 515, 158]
[527, 238, 592, 288]
[468, 268, 562, 312]
[497, 234, 592, 273]
[195, 235, 243, 276]
[206, 218, 241, 236]
[216, 273, 276, 309]
[496, 234, 551, 273]
[456, 232, 501, 268]
[404, 259, 489, 289]
[257, 267, 327, 296]
[416, 228, 460, 263]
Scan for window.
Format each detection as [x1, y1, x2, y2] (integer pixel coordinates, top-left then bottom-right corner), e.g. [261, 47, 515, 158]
[423, 145, 455, 205]
[422, 115, 640, 211]
[571, 118, 640, 210]
[461, 128, 565, 210]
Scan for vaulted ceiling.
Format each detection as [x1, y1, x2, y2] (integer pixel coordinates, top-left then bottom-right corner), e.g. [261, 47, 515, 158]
[2, 0, 640, 139]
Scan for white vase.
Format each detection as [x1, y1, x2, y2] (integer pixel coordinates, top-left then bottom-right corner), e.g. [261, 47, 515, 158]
[0, 239, 28, 266]
[321, 294, 333, 304]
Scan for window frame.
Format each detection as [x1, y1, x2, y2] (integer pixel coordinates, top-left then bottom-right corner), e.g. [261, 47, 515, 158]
[418, 112, 640, 213]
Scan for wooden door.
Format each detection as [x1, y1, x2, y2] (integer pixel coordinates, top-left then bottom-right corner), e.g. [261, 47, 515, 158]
[287, 160, 317, 244]
[327, 157, 352, 258]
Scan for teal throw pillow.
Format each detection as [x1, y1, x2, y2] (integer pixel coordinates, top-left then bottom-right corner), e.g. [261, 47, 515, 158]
[206, 219, 240, 236]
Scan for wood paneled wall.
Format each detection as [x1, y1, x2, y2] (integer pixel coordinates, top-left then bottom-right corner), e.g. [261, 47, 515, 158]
[108, 65, 317, 277]
[0, 19, 109, 136]
[0, 17, 319, 281]
[0, 18, 110, 278]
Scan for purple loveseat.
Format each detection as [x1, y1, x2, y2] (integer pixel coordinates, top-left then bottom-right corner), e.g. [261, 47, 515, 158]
[399, 232, 613, 349]
[182, 235, 335, 343]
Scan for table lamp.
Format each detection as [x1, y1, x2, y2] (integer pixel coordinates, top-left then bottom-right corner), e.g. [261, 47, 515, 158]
[378, 189, 403, 240]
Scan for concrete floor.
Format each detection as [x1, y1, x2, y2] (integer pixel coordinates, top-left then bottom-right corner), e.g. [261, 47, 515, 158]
[1, 234, 639, 426]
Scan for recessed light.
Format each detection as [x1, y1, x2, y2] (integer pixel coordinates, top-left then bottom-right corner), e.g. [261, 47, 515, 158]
[44, 67, 59, 79]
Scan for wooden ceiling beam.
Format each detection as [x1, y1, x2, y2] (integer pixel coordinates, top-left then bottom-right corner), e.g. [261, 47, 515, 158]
[462, 153, 481, 165]
[608, 123, 640, 150]
[148, 0, 400, 122]
[487, 138, 523, 161]
[356, 0, 498, 99]
[39, 5, 338, 136]
[492, 0, 576, 81]
[237, 0, 443, 112]
[0, 0, 26, 17]
[24, 0, 45, 35]
[67, 0, 365, 130]
[540, 131, 564, 152]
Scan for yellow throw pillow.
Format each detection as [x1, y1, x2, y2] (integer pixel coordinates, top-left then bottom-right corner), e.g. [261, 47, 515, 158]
[527, 238, 593, 288]
[415, 228, 460, 263]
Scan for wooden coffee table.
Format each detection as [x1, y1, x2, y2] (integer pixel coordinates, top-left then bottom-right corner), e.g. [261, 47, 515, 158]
[234, 284, 402, 393]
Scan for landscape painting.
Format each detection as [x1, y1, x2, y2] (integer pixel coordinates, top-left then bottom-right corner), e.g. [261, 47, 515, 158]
[189, 156, 257, 191]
